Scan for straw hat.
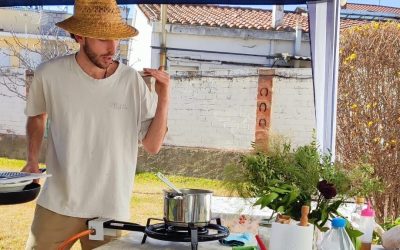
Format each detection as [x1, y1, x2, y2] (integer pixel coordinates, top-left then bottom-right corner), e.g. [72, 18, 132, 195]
[56, 0, 138, 40]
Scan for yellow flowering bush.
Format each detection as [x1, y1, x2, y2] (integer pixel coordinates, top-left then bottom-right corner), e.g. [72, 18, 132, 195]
[337, 22, 400, 223]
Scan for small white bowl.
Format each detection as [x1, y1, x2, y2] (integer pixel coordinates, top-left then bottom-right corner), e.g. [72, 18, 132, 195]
[0, 180, 33, 193]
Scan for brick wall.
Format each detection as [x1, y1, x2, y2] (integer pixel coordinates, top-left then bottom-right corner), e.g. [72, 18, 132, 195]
[166, 69, 259, 150]
[0, 68, 315, 158]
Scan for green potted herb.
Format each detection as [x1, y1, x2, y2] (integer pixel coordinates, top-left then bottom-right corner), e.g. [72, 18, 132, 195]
[224, 137, 382, 248]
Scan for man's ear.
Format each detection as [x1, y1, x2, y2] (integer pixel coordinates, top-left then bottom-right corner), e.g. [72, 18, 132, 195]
[74, 35, 85, 44]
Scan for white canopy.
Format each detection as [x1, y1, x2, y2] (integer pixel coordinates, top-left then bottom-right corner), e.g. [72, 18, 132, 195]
[308, 0, 341, 158]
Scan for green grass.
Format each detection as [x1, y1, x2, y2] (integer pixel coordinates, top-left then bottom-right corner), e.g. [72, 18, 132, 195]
[0, 158, 46, 171]
[133, 172, 231, 196]
[0, 158, 232, 250]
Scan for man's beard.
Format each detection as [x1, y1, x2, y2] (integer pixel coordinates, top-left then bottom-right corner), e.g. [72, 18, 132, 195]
[83, 40, 113, 69]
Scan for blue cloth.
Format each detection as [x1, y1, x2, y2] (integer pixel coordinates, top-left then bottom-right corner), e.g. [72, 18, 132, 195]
[220, 232, 254, 247]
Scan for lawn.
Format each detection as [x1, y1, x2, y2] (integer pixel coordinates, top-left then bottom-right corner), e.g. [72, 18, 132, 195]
[0, 158, 231, 250]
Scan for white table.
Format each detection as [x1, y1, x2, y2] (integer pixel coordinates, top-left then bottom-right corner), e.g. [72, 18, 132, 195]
[95, 232, 385, 250]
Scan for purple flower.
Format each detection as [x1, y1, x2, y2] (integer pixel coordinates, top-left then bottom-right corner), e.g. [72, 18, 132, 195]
[317, 180, 337, 199]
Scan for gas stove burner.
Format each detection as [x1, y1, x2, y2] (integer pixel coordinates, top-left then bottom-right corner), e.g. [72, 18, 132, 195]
[166, 225, 209, 235]
[141, 218, 229, 250]
[145, 223, 227, 241]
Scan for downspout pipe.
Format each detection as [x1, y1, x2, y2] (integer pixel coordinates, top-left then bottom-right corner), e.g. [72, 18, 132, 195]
[294, 17, 302, 68]
[159, 4, 167, 70]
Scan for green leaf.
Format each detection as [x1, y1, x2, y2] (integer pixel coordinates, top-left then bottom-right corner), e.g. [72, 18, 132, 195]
[277, 206, 285, 213]
[345, 220, 363, 249]
[255, 192, 279, 209]
[319, 207, 329, 227]
[320, 227, 330, 232]
[269, 187, 291, 194]
[327, 200, 342, 213]
[286, 189, 300, 206]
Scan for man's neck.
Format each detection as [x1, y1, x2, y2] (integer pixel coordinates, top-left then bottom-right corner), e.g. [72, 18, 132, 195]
[75, 51, 108, 80]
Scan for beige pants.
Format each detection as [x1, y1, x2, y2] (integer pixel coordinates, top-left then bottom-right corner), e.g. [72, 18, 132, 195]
[26, 205, 120, 250]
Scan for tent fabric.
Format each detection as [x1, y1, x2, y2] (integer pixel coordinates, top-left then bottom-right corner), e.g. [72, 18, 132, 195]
[308, 0, 341, 157]
[0, 0, 324, 7]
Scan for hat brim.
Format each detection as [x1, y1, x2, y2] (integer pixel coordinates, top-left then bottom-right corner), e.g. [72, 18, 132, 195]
[56, 16, 138, 40]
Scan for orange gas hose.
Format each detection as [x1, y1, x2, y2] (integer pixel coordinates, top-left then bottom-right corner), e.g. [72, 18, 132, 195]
[57, 229, 95, 250]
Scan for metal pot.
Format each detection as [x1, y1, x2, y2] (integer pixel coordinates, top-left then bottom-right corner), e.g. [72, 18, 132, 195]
[163, 188, 213, 227]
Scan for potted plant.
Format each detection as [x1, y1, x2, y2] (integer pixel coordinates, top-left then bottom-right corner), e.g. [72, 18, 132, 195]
[224, 136, 383, 248]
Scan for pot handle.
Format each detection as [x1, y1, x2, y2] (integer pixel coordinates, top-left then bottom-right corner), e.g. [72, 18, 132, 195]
[156, 172, 182, 194]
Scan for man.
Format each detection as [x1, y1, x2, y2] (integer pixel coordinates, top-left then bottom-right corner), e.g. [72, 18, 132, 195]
[22, 0, 169, 249]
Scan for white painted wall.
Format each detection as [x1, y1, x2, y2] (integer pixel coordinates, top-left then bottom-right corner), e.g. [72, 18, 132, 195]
[0, 8, 70, 35]
[128, 6, 153, 70]
[0, 67, 316, 150]
[269, 68, 315, 147]
[0, 82, 26, 135]
[165, 69, 259, 150]
[0, 48, 11, 67]
[147, 24, 311, 70]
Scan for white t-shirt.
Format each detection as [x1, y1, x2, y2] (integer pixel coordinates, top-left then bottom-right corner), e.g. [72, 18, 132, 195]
[25, 54, 157, 220]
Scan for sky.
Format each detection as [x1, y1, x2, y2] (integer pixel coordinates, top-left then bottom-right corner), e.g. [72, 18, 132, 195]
[352, 0, 400, 7]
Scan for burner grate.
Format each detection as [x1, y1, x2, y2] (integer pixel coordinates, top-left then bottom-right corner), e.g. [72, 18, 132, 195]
[166, 225, 209, 235]
[141, 218, 229, 250]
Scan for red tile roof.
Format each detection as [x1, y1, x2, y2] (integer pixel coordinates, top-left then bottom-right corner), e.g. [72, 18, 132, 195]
[340, 18, 370, 30]
[138, 4, 398, 33]
[343, 3, 400, 15]
[139, 4, 310, 32]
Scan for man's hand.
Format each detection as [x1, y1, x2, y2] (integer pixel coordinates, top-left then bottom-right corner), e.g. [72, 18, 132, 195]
[21, 161, 41, 183]
[141, 67, 170, 154]
[22, 113, 47, 183]
[143, 67, 170, 101]
[21, 162, 40, 173]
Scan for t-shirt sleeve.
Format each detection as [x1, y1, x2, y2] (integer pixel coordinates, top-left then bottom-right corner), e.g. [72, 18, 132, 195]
[137, 73, 157, 142]
[25, 68, 46, 117]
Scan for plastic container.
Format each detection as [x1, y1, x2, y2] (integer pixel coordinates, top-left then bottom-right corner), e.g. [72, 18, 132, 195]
[320, 217, 355, 250]
[359, 202, 375, 250]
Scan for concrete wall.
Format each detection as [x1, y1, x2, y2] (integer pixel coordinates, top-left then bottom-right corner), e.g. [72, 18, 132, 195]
[166, 69, 259, 150]
[0, 134, 240, 179]
[0, 8, 70, 35]
[0, 68, 315, 148]
[0, 68, 316, 179]
[149, 24, 311, 70]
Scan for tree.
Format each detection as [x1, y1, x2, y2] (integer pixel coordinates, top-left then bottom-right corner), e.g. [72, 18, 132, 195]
[0, 26, 77, 100]
[337, 22, 400, 222]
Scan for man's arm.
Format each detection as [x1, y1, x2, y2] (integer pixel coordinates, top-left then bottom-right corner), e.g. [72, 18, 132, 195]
[141, 68, 170, 154]
[21, 113, 47, 173]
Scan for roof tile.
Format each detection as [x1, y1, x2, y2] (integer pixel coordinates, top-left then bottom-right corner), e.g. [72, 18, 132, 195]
[138, 4, 398, 33]
[344, 3, 400, 15]
[139, 4, 309, 32]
